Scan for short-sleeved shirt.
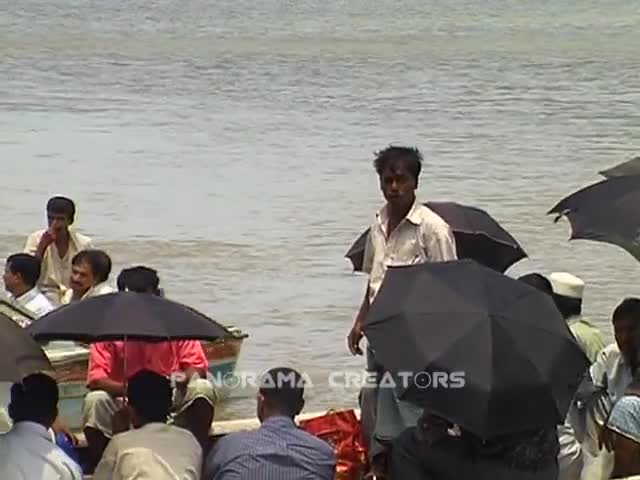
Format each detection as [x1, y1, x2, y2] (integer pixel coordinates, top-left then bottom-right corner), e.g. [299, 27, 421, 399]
[608, 395, 640, 444]
[24, 229, 93, 304]
[362, 200, 458, 303]
[87, 340, 208, 385]
[590, 343, 633, 404]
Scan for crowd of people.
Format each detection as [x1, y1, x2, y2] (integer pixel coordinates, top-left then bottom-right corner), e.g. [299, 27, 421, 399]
[1, 145, 639, 479]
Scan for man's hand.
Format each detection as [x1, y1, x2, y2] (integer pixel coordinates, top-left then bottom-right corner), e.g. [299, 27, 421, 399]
[34, 227, 56, 259]
[51, 417, 78, 446]
[112, 406, 132, 435]
[598, 422, 615, 452]
[348, 322, 364, 356]
[39, 228, 56, 248]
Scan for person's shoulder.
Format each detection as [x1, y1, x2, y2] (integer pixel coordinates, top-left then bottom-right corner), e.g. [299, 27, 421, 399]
[70, 230, 92, 247]
[297, 428, 336, 456]
[414, 204, 452, 230]
[25, 229, 46, 243]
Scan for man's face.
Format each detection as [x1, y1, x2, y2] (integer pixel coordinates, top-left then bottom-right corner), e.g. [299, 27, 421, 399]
[2, 262, 19, 293]
[70, 261, 96, 294]
[47, 211, 71, 236]
[379, 162, 417, 210]
[614, 315, 638, 364]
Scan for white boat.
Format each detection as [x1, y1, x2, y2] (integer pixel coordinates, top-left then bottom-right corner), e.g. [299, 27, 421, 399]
[0, 298, 248, 431]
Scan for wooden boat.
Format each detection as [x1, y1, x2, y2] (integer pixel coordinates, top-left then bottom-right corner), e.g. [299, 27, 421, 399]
[0, 298, 248, 431]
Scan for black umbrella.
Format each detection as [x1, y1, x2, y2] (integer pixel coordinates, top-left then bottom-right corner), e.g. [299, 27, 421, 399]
[599, 156, 640, 178]
[0, 313, 53, 382]
[27, 291, 227, 343]
[345, 202, 526, 273]
[362, 259, 589, 439]
[548, 175, 640, 261]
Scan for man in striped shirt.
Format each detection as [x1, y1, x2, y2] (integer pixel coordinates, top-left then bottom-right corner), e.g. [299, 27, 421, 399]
[204, 367, 335, 480]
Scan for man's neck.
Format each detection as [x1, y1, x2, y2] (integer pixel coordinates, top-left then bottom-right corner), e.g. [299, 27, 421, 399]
[54, 231, 70, 251]
[10, 284, 31, 299]
[386, 199, 415, 234]
[72, 286, 91, 300]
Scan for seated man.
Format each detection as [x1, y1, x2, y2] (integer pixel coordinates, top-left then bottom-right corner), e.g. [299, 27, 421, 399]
[61, 249, 115, 304]
[205, 367, 336, 480]
[24, 196, 93, 305]
[3, 253, 53, 324]
[93, 369, 202, 480]
[83, 265, 215, 470]
[0, 373, 82, 479]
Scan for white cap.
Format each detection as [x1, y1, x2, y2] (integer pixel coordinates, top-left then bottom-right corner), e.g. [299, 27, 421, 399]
[548, 272, 585, 299]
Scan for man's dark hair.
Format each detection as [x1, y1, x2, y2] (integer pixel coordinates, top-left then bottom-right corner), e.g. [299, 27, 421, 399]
[72, 249, 112, 283]
[6, 253, 42, 288]
[259, 367, 305, 417]
[613, 298, 640, 324]
[46, 196, 76, 221]
[373, 146, 423, 182]
[8, 373, 59, 426]
[518, 273, 553, 295]
[127, 369, 172, 423]
[117, 266, 160, 294]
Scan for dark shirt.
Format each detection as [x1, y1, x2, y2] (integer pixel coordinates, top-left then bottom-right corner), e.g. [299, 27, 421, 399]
[392, 426, 559, 480]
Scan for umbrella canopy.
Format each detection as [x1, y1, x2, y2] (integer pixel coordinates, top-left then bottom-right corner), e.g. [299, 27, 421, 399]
[600, 156, 640, 178]
[345, 202, 526, 273]
[0, 313, 53, 382]
[362, 259, 589, 439]
[548, 175, 640, 261]
[27, 291, 228, 343]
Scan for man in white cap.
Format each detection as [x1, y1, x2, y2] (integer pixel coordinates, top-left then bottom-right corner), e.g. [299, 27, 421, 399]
[548, 272, 606, 364]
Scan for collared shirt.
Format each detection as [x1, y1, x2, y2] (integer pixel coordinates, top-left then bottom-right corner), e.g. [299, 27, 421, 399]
[567, 315, 606, 364]
[205, 415, 336, 480]
[24, 229, 93, 304]
[93, 422, 202, 480]
[590, 343, 633, 404]
[362, 200, 457, 303]
[8, 287, 54, 326]
[87, 339, 208, 385]
[0, 421, 82, 480]
[60, 281, 115, 305]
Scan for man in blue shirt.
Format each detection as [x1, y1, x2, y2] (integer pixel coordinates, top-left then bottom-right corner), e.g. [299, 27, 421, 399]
[205, 367, 335, 480]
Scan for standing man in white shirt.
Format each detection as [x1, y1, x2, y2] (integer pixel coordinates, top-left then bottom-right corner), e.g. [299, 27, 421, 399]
[24, 196, 93, 306]
[346, 145, 458, 476]
[0, 373, 82, 480]
[3, 253, 54, 324]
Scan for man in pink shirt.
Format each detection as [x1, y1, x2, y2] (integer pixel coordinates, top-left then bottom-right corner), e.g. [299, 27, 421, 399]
[82, 266, 217, 471]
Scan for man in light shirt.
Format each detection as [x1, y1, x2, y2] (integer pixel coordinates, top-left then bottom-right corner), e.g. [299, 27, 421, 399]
[60, 249, 115, 304]
[346, 145, 458, 475]
[0, 373, 82, 480]
[24, 196, 93, 305]
[3, 253, 54, 324]
[548, 272, 606, 363]
[93, 369, 202, 480]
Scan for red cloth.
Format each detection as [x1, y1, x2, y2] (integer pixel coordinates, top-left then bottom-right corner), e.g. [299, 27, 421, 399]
[87, 340, 208, 384]
[299, 409, 368, 480]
